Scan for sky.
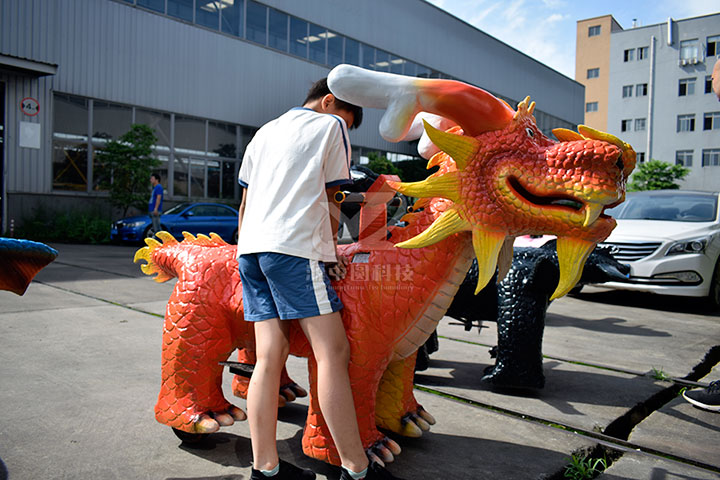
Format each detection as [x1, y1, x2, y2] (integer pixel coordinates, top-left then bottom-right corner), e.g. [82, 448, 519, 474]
[424, 0, 719, 79]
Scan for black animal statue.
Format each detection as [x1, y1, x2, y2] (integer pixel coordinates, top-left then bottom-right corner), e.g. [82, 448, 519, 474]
[417, 240, 629, 389]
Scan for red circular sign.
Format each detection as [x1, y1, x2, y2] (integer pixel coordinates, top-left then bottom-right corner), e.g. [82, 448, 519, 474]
[20, 97, 40, 116]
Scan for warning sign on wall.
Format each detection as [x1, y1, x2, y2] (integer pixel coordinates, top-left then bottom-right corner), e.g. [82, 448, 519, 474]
[20, 97, 40, 116]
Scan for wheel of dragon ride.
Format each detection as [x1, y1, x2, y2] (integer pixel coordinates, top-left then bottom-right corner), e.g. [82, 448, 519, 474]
[171, 428, 209, 444]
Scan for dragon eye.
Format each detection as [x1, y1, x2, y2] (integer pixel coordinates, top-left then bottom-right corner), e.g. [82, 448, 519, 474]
[525, 127, 535, 138]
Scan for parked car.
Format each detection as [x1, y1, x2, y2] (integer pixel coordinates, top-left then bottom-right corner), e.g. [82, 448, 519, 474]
[594, 190, 720, 307]
[111, 202, 239, 244]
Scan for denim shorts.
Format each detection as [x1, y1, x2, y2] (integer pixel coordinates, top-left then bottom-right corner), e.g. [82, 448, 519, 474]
[238, 252, 343, 322]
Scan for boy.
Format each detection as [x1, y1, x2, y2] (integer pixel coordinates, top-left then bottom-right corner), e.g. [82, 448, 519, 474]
[149, 172, 163, 234]
[236, 79, 402, 480]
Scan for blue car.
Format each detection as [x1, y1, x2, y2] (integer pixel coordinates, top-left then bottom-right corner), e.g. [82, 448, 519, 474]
[111, 202, 239, 244]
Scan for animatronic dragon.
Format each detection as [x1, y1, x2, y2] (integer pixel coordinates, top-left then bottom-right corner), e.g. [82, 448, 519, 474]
[134, 65, 635, 465]
[0, 238, 58, 295]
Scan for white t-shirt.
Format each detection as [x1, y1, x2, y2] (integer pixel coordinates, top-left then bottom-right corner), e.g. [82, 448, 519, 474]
[236, 107, 352, 262]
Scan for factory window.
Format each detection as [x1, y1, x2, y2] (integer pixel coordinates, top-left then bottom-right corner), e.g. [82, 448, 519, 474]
[220, 0, 244, 37]
[623, 49, 634, 62]
[678, 78, 696, 96]
[587, 68, 599, 79]
[195, 0, 219, 29]
[676, 150, 693, 167]
[636, 83, 647, 96]
[52, 94, 89, 191]
[637, 46, 649, 59]
[344, 37, 359, 66]
[707, 35, 720, 56]
[268, 8, 288, 52]
[585, 102, 598, 112]
[622, 85, 633, 98]
[208, 121, 238, 200]
[374, 49, 390, 72]
[361, 43, 376, 70]
[588, 25, 601, 37]
[708, 76, 715, 94]
[308, 23, 327, 64]
[167, 0, 193, 22]
[403, 61, 418, 76]
[680, 39, 699, 61]
[636, 152, 645, 163]
[634, 118, 646, 131]
[704, 112, 720, 130]
[289, 17, 308, 58]
[621, 119, 631, 132]
[677, 114, 695, 132]
[416, 64, 431, 78]
[702, 149, 720, 167]
[246, 0, 267, 46]
[137, 0, 164, 13]
[328, 31, 344, 67]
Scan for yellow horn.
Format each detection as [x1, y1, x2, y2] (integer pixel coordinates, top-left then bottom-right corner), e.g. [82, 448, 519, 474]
[551, 237, 596, 300]
[422, 120, 479, 171]
[387, 170, 460, 202]
[577, 125, 625, 151]
[395, 208, 470, 249]
[552, 128, 584, 142]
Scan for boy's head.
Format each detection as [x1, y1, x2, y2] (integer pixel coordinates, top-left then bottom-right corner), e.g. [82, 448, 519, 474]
[303, 78, 363, 129]
[151, 172, 161, 185]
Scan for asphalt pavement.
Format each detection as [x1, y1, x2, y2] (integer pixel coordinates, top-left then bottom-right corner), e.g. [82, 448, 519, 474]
[0, 243, 718, 479]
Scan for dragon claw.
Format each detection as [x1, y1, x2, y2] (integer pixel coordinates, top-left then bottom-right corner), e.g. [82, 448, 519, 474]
[195, 414, 220, 434]
[366, 437, 401, 465]
[278, 382, 308, 407]
[417, 406, 436, 425]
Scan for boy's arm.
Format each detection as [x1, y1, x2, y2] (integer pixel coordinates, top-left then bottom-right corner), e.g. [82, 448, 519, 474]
[326, 185, 348, 279]
[237, 187, 247, 236]
[152, 193, 161, 214]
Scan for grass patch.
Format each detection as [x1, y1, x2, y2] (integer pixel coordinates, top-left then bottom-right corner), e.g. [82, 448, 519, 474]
[563, 451, 607, 479]
[13, 207, 111, 244]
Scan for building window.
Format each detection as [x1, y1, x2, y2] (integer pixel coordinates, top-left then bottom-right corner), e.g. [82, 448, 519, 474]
[268, 8, 289, 52]
[637, 46, 649, 59]
[195, 0, 219, 29]
[588, 25, 601, 37]
[621, 119, 632, 132]
[678, 78, 696, 96]
[246, 0, 268, 46]
[344, 37, 359, 66]
[52, 93, 89, 191]
[586, 102, 598, 112]
[707, 76, 714, 94]
[637, 152, 645, 163]
[702, 149, 720, 167]
[635, 118, 646, 131]
[677, 114, 696, 132]
[374, 49, 390, 71]
[622, 85, 633, 98]
[680, 39, 699, 61]
[308, 23, 328, 64]
[361, 43, 376, 70]
[289, 17, 308, 58]
[676, 150, 693, 167]
[707, 35, 720, 56]
[636, 83, 648, 96]
[167, 0, 193, 23]
[220, 0, 244, 37]
[328, 31, 344, 67]
[623, 49, 634, 62]
[137, 0, 164, 13]
[587, 68, 599, 79]
[704, 112, 720, 130]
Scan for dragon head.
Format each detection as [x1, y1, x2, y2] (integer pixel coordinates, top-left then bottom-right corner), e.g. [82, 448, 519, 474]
[328, 65, 635, 299]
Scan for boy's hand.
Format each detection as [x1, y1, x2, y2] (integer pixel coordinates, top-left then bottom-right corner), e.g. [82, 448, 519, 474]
[326, 255, 349, 280]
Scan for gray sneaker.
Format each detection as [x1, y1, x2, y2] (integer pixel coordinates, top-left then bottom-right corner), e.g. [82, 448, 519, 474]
[682, 380, 720, 412]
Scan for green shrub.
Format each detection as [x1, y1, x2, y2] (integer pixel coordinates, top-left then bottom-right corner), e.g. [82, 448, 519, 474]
[15, 208, 111, 244]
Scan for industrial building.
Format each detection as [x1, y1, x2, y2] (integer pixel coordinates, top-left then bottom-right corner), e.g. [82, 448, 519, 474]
[576, 13, 720, 191]
[1, 0, 585, 232]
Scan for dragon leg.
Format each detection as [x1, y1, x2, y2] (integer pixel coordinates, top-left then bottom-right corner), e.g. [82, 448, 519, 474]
[375, 352, 436, 438]
[155, 288, 245, 433]
[231, 348, 307, 406]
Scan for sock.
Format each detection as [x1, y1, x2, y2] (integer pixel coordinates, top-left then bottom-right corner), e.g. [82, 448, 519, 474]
[342, 466, 368, 480]
[259, 463, 280, 477]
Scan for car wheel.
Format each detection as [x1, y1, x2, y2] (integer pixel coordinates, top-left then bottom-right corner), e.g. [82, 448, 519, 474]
[708, 260, 720, 310]
[142, 226, 154, 242]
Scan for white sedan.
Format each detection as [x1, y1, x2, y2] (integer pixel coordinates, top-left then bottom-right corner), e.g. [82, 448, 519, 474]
[595, 190, 720, 308]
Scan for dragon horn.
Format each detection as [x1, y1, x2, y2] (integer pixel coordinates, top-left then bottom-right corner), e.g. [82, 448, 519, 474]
[327, 64, 515, 142]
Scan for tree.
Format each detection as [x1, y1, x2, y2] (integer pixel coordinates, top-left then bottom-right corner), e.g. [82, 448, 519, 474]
[628, 159, 689, 191]
[96, 124, 159, 216]
[366, 151, 401, 176]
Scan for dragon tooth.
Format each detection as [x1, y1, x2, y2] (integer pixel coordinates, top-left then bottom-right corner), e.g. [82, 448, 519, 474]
[583, 203, 604, 227]
[471, 228, 507, 294]
[551, 236, 596, 300]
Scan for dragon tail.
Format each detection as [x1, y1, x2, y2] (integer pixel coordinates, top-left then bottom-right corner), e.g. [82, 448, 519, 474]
[133, 231, 229, 282]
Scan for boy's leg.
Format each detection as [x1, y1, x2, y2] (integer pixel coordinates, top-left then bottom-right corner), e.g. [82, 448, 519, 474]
[298, 312, 369, 473]
[248, 317, 291, 471]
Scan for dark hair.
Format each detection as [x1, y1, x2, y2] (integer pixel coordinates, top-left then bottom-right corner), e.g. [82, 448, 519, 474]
[303, 78, 363, 129]
[151, 172, 161, 182]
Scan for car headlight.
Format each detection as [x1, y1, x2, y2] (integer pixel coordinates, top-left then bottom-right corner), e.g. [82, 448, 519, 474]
[665, 237, 708, 256]
[124, 220, 146, 228]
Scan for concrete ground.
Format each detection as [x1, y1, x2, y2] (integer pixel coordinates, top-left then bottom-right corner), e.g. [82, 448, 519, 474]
[0, 243, 718, 479]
